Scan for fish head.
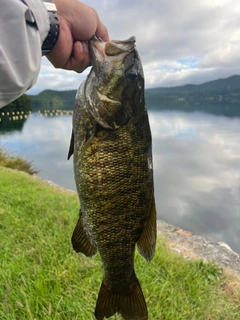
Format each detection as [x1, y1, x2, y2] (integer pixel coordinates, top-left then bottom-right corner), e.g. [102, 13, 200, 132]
[85, 36, 144, 129]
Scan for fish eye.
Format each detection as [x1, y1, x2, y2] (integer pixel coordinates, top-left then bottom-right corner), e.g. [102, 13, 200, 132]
[127, 69, 137, 82]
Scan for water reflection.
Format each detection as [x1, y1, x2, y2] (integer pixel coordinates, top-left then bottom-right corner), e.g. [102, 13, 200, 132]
[0, 110, 240, 253]
[147, 101, 240, 118]
[150, 111, 240, 253]
[0, 110, 31, 133]
[0, 114, 75, 189]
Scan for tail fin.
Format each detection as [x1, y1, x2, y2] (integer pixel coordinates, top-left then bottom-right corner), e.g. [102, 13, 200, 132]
[94, 277, 148, 320]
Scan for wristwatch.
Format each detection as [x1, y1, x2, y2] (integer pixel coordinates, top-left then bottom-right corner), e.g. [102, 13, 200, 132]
[41, 0, 60, 56]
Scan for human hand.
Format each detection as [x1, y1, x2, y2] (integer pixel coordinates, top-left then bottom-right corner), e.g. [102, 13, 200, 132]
[46, 0, 109, 73]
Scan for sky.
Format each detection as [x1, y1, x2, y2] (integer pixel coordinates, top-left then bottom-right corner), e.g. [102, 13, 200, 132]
[28, 0, 240, 95]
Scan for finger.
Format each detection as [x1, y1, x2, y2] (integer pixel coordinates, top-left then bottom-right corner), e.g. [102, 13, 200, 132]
[95, 22, 110, 42]
[63, 41, 91, 73]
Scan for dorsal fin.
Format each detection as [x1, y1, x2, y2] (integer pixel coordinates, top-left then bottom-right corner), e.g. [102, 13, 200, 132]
[67, 130, 74, 160]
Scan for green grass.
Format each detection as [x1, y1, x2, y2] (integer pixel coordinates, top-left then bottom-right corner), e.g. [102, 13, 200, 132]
[0, 147, 38, 175]
[0, 166, 240, 319]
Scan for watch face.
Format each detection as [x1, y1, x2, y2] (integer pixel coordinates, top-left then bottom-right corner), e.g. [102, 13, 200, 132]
[43, 2, 57, 11]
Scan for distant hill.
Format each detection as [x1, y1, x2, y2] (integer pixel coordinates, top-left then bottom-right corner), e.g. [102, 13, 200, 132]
[147, 75, 240, 95]
[29, 90, 76, 111]
[28, 75, 240, 111]
[145, 75, 240, 110]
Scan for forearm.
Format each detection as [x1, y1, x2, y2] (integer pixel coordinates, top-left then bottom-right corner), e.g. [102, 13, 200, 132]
[0, 0, 49, 108]
[0, 0, 109, 109]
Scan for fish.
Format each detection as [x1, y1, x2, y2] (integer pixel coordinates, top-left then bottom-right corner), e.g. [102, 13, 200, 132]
[68, 36, 157, 320]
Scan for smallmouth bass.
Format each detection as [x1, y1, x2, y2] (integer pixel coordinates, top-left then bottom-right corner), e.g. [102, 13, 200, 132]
[68, 36, 156, 320]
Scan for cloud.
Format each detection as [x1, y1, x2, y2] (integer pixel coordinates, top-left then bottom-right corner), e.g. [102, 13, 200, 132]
[30, 0, 240, 94]
[27, 58, 90, 95]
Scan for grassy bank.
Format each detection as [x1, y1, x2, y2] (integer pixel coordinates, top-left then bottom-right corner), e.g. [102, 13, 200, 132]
[0, 147, 38, 175]
[0, 166, 240, 319]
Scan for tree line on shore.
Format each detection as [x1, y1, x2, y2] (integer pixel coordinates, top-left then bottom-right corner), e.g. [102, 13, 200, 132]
[3, 75, 240, 115]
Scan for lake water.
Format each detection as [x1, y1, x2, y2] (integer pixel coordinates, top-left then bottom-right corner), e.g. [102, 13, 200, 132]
[1, 109, 240, 253]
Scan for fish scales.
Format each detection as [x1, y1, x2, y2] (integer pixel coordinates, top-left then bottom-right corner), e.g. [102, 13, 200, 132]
[68, 36, 157, 320]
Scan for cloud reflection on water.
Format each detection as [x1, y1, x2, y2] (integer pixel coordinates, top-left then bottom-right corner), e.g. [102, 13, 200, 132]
[0, 115, 75, 190]
[149, 111, 240, 252]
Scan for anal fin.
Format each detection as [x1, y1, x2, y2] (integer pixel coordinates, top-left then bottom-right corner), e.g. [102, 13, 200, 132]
[137, 194, 157, 261]
[95, 277, 148, 320]
[72, 210, 97, 257]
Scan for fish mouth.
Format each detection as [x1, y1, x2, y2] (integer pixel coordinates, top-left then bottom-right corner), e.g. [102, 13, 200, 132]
[89, 36, 136, 61]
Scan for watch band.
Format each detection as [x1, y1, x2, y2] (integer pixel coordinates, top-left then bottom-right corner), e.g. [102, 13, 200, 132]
[42, 1, 60, 56]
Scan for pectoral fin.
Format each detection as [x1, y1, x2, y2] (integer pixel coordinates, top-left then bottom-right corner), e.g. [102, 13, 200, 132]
[72, 210, 97, 257]
[67, 130, 74, 160]
[137, 195, 157, 261]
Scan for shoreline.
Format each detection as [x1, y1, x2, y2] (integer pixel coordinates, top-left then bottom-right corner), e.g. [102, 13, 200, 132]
[157, 220, 240, 275]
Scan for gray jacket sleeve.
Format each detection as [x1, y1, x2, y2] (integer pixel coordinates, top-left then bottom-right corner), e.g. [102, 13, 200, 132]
[0, 0, 49, 108]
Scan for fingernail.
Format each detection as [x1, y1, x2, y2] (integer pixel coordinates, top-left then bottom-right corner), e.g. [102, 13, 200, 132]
[82, 42, 89, 54]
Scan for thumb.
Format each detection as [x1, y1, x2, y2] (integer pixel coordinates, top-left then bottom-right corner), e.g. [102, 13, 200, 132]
[63, 41, 91, 73]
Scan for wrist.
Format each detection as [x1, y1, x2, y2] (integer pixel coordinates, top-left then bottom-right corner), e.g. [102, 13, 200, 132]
[42, 0, 60, 56]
